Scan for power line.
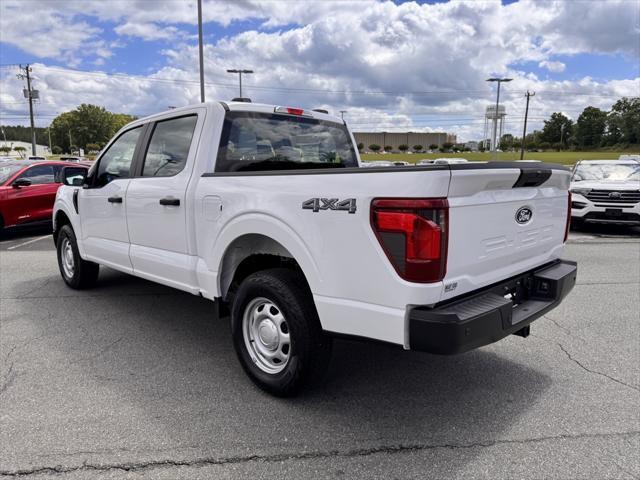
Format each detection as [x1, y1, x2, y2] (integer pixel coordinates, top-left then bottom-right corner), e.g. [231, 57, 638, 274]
[32, 66, 634, 98]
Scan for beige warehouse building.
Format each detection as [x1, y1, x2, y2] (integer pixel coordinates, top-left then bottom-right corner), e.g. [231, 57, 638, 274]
[353, 132, 457, 151]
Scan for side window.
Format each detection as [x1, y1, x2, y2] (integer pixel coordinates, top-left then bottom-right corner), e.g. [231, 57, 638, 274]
[142, 115, 197, 177]
[18, 165, 55, 185]
[95, 127, 142, 187]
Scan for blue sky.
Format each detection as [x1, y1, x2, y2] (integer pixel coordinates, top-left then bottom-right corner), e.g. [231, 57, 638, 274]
[1, 0, 638, 140]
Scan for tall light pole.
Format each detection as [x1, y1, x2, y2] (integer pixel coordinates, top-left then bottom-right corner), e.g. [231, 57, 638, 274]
[339, 110, 347, 121]
[197, 0, 205, 103]
[486, 77, 512, 159]
[226, 69, 253, 98]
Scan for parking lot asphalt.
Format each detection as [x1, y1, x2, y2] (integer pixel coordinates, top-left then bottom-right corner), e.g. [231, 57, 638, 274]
[1, 227, 639, 479]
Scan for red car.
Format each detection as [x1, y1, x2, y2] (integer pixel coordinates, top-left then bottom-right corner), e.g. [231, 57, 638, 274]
[0, 160, 89, 233]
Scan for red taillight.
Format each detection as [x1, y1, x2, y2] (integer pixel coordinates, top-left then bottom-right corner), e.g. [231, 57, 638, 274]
[371, 198, 448, 283]
[564, 191, 571, 243]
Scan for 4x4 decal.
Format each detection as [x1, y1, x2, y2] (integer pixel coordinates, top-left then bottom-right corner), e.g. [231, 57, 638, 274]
[302, 198, 357, 214]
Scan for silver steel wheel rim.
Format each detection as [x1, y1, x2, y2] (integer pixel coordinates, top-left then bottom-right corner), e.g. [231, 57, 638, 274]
[61, 237, 75, 279]
[242, 297, 291, 374]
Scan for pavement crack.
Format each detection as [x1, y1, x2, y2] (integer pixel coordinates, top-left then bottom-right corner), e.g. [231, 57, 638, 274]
[1, 431, 638, 477]
[15, 279, 52, 299]
[557, 343, 640, 393]
[0, 361, 16, 397]
[68, 337, 124, 365]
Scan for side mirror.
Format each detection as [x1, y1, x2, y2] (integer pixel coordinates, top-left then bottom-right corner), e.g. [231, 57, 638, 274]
[12, 178, 32, 188]
[61, 167, 87, 187]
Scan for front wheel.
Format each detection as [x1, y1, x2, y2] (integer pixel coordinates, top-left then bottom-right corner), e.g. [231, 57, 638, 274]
[231, 268, 331, 396]
[56, 224, 99, 289]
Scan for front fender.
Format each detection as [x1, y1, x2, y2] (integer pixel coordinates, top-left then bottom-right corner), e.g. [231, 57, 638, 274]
[53, 186, 84, 253]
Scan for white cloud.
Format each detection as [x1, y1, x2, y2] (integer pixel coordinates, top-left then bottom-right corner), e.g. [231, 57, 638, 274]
[1, 1, 639, 142]
[114, 22, 183, 41]
[539, 61, 566, 73]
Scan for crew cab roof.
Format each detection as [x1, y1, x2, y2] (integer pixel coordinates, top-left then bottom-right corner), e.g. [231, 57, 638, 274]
[125, 101, 345, 129]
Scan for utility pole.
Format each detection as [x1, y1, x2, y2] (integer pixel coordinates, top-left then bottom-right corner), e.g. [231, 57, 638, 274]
[226, 69, 253, 98]
[68, 131, 73, 152]
[339, 110, 347, 121]
[560, 123, 565, 148]
[197, 0, 205, 103]
[17, 64, 37, 156]
[486, 77, 512, 160]
[47, 126, 52, 154]
[520, 90, 535, 160]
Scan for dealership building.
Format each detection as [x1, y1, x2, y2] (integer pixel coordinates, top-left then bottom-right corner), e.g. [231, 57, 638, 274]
[352, 131, 457, 151]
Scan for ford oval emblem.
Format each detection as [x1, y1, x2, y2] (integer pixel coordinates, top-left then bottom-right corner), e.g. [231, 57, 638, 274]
[515, 207, 533, 224]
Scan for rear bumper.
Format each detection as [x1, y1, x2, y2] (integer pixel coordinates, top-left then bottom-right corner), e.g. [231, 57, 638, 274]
[409, 260, 577, 354]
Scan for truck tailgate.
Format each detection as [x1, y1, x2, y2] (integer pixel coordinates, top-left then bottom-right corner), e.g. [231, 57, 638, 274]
[442, 164, 571, 301]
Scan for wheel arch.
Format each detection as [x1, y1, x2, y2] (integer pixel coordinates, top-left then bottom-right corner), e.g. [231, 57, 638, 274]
[218, 233, 313, 302]
[53, 209, 72, 245]
[209, 214, 321, 301]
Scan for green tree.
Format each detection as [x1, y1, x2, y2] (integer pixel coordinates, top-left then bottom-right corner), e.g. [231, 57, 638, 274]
[398, 144, 408, 152]
[0, 146, 10, 155]
[0, 125, 48, 145]
[428, 143, 438, 151]
[384, 145, 393, 152]
[110, 113, 137, 136]
[412, 144, 423, 152]
[85, 143, 101, 153]
[575, 106, 607, 148]
[369, 144, 381, 152]
[49, 105, 137, 153]
[13, 146, 27, 158]
[442, 142, 453, 151]
[71, 104, 114, 151]
[605, 97, 640, 145]
[540, 112, 574, 147]
[357, 142, 364, 152]
[52, 146, 62, 155]
[525, 130, 541, 149]
[500, 134, 514, 150]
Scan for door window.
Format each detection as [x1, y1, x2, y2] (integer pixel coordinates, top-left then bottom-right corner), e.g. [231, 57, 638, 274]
[142, 116, 197, 177]
[95, 126, 142, 187]
[18, 164, 55, 184]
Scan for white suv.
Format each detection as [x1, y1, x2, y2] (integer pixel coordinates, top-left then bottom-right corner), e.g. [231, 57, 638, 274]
[570, 159, 640, 226]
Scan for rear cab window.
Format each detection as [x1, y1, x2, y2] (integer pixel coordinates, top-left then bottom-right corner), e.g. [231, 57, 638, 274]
[142, 115, 197, 177]
[215, 111, 358, 172]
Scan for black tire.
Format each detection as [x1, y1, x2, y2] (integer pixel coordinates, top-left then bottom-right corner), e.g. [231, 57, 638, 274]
[56, 224, 99, 289]
[231, 268, 331, 397]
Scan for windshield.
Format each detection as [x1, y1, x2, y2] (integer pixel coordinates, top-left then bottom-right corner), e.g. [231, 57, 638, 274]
[215, 111, 358, 172]
[0, 164, 24, 184]
[572, 163, 640, 182]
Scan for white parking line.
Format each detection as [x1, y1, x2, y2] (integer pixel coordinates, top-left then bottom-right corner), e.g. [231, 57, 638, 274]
[6, 235, 51, 251]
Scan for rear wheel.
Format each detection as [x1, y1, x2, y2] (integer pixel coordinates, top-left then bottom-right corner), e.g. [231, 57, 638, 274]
[231, 268, 331, 396]
[56, 224, 99, 289]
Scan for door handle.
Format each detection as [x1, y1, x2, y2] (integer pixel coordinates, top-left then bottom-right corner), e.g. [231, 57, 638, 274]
[159, 197, 180, 206]
[107, 196, 123, 204]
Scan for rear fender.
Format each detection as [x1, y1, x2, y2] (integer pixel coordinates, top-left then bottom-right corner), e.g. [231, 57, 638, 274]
[205, 213, 321, 298]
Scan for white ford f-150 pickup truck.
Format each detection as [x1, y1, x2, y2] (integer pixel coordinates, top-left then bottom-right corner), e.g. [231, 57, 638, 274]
[53, 101, 577, 396]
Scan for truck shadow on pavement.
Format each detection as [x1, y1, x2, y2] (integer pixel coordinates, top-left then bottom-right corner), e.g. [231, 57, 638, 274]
[6, 267, 552, 471]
